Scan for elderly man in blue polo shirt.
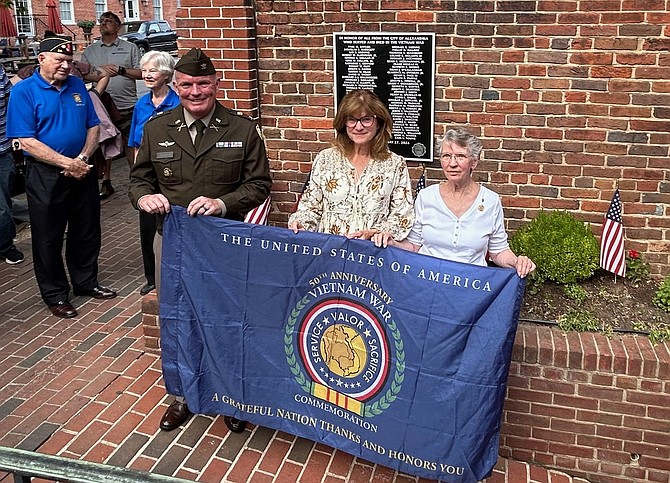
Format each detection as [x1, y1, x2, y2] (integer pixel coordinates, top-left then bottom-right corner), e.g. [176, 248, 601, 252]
[7, 36, 117, 318]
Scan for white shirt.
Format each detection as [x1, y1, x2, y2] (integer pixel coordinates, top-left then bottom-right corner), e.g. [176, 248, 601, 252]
[406, 184, 509, 266]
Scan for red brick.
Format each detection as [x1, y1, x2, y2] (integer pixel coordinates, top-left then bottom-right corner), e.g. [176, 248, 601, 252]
[37, 431, 76, 455]
[274, 461, 302, 482]
[85, 442, 116, 463]
[258, 439, 291, 474]
[62, 401, 107, 433]
[103, 412, 144, 445]
[226, 449, 262, 482]
[129, 455, 157, 472]
[68, 421, 112, 456]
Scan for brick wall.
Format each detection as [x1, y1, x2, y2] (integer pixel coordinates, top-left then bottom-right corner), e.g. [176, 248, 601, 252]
[176, 0, 261, 117]
[504, 324, 670, 483]
[175, 0, 670, 276]
[140, 295, 670, 483]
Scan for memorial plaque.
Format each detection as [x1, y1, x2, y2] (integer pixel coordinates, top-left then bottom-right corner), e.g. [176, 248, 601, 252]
[334, 33, 435, 163]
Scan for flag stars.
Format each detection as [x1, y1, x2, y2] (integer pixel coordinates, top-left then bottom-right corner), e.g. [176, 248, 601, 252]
[336, 379, 343, 387]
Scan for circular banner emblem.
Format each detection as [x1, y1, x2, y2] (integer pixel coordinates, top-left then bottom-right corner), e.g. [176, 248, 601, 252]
[298, 298, 390, 401]
[285, 294, 405, 418]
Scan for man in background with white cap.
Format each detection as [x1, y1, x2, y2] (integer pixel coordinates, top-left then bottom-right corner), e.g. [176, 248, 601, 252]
[129, 47, 272, 432]
[7, 36, 117, 319]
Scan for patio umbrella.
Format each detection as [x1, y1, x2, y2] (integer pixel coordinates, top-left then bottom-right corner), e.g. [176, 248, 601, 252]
[0, 6, 17, 38]
[46, 0, 63, 34]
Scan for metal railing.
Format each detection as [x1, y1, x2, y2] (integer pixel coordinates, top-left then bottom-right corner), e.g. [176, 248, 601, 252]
[15, 14, 77, 41]
[0, 446, 194, 483]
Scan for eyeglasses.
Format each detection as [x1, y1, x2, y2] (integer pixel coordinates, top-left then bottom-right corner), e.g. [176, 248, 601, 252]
[345, 115, 376, 128]
[440, 153, 471, 162]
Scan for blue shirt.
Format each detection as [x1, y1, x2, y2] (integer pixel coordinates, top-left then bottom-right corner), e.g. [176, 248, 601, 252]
[0, 64, 12, 153]
[128, 88, 180, 148]
[7, 70, 100, 158]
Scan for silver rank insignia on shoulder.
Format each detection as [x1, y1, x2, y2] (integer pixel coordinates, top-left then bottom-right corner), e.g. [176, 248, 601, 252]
[163, 167, 173, 177]
[158, 141, 175, 147]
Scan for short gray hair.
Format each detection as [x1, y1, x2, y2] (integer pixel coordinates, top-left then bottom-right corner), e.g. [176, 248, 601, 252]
[140, 51, 176, 79]
[436, 128, 483, 160]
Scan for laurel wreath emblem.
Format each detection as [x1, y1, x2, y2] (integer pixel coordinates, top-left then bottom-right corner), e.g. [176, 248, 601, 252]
[284, 295, 312, 393]
[284, 295, 405, 418]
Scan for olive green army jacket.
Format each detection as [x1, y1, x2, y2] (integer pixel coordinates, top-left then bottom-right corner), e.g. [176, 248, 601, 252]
[129, 102, 272, 227]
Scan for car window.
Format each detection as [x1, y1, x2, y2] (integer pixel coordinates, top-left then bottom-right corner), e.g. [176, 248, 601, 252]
[159, 22, 170, 33]
[122, 22, 141, 34]
[148, 23, 160, 34]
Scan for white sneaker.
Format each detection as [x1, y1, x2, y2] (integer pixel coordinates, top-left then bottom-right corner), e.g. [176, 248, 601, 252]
[5, 246, 25, 265]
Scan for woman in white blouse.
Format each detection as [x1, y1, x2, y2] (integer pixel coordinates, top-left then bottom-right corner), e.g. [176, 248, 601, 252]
[289, 89, 414, 241]
[373, 128, 536, 278]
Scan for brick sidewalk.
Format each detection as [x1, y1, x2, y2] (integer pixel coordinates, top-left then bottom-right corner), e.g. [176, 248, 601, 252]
[0, 161, 589, 483]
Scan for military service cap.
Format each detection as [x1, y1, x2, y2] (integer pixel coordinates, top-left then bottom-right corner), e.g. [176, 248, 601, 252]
[174, 48, 215, 76]
[39, 36, 73, 55]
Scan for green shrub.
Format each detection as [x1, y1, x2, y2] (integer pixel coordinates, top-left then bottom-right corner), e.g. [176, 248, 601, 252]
[510, 210, 599, 290]
[653, 275, 670, 313]
[563, 283, 588, 303]
[558, 309, 611, 335]
[626, 250, 650, 284]
[634, 321, 670, 345]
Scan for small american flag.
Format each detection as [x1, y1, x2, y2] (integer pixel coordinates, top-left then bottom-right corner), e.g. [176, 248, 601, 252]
[416, 168, 426, 196]
[599, 188, 625, 277]
[293, 171, 311, 212]
[244, 196, 271, 225]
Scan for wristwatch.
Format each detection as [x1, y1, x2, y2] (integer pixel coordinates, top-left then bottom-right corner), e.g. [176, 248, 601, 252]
[77, 154, 89, 163]
[118, 65, 126, 76]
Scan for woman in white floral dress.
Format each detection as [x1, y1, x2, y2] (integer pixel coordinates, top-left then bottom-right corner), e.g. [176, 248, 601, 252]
[288, 89, 414, 241]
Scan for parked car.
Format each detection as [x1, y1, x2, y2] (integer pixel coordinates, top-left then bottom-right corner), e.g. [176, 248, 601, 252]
[119, 20, 178, 56]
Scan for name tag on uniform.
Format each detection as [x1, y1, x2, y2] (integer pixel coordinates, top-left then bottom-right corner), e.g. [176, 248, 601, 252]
[156, 151, 174, 159]
[216, 141, 243, 148]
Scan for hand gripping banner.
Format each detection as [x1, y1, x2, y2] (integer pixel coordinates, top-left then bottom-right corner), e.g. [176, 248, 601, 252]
[160, 206, 525, 482]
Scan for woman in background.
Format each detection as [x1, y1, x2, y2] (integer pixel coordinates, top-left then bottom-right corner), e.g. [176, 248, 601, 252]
[128, 51, 179, 295]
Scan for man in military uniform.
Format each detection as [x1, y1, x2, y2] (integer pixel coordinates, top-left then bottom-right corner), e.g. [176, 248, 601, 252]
[129, 48, 272, 432]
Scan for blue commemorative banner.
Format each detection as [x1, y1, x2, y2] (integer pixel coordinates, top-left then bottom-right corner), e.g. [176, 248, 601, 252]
[160, 206, 525, 482]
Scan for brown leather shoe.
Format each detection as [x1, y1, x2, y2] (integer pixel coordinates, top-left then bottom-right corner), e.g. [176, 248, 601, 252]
[224, 416, 247, 433]
[160, 401, 191, 431]
[49, 301, 77, 318]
